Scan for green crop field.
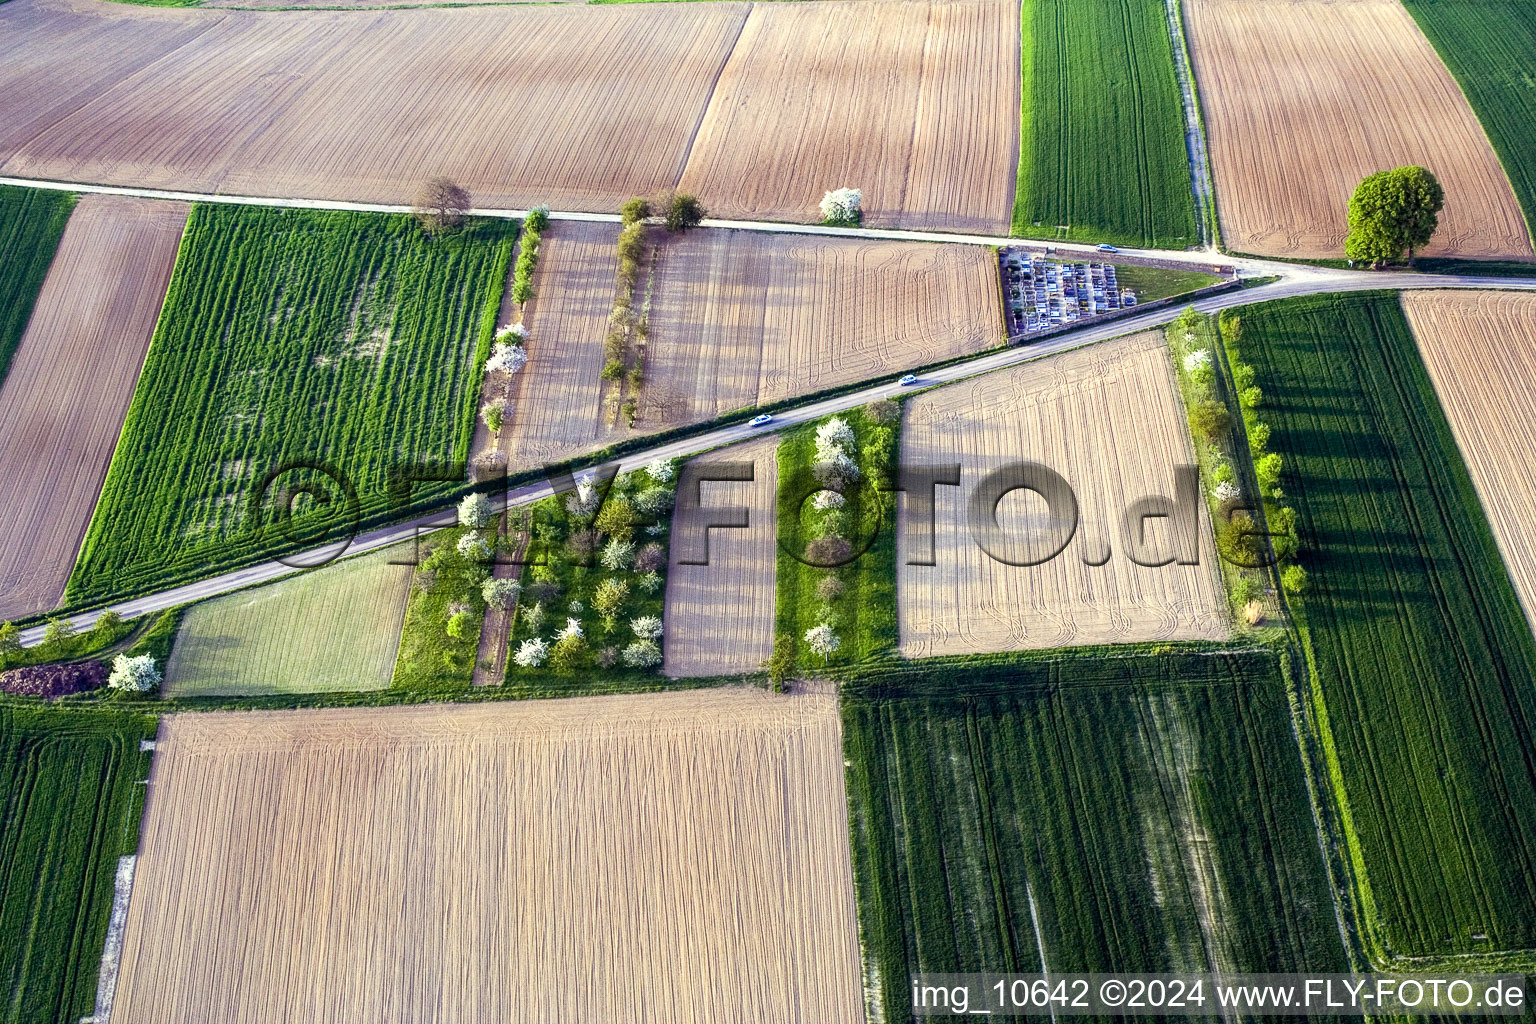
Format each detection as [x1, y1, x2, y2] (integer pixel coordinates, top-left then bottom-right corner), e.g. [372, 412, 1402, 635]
[844, 646, 1346, 1022]
[0, 186, 73, 384]
[162, 544, 413, 697]
[67, 205, 514, 605]
[1014, 0, 1198, 248]
[0, 708, 155, 1024]
[1403, 0, 1536, 247]
[1240, 292, 1536, 960]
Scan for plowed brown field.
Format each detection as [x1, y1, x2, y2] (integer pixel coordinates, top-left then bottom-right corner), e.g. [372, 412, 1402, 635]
[0, 195, 185, 620]
[1, 0, 1018, 231]
[111, 692, 862, 1024]
[504, 222, 615, 473]
[897, 331, 1229, 656]
[1186, 0, 1533, 260]
[1401, 290, 1536, 634]
[641, 231, 1002, 428]
[663, 438, 779, 678]
[679, 0, 1018, 231]
[0, 0, 746, 213]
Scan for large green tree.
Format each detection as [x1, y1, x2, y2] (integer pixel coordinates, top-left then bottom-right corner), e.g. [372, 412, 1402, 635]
[1345, 165, 1445, 267]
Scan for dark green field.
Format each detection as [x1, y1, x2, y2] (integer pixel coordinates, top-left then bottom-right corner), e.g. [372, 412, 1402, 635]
[1014, 0, 1198, 248]
[0, 186, 73, 384]
[1404, 0, 1536, 245]
[68, 205, 514, 605]
[844, 647, 1347, 1022]
[0, 708, 155, 1024]
[1241, 292, 1536, 959]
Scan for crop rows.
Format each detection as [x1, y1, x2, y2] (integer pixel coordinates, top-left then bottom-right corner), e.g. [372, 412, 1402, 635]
[1404, 0, 1536, 247]
[0, 708, 156, 1024]
[1239, 292, 1536, 958]
[68, 205, 514, 604]
[0, 185, 73, 384]
[842, 647, 1346, 1022]
[1014, 0, 1197, 247]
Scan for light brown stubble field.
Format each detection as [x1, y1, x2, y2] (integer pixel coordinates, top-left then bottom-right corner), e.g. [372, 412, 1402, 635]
[0, 195, 186, 620]
[1185, 0, 1533, 261]
[640, 230, 1003, 429]
[110, 692, 863, 1024]
[2, 0, 1018, 231]
[1401, 290, 1536, 634]
[0, 0, 747, 212]
[679, 0, 1018, 232]
[897, 331, 1230, 656]
[663, 438, 779, 677]
[503, 221, 615, 473]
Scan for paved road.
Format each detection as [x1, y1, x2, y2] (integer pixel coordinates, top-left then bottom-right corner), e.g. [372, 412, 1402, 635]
[0, 174, 1261, 274]
[18, 263, 1536, 647]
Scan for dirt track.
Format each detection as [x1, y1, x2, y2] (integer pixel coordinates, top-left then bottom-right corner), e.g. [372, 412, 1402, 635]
[897, 331, 1229, 656]
[1186, 0, 1533, 260]
[110, 691, 863, 1024]
[0, 0, 1017, 231]
[1402, 290, 1536, 634]
[0, 194, 185, 620]
[663, 438, 779, 677]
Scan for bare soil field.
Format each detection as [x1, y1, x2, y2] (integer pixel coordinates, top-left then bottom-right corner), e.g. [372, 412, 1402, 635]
[679, 0, 1018, 232]
[1401, 290, 1536, 635]
[663, 438, 779, 678]
[0, 0, 745, 213]
[1, 0, 1018, 231]
[503, 221, 615, 473]
[897, 331, 1229, 656]
[1185, 0, 1533, 260]
[641, 231, 1002, 428]
[162, 544, 413, 696]
[0, 195, 185, 621]
[110, 691, 862, 1024]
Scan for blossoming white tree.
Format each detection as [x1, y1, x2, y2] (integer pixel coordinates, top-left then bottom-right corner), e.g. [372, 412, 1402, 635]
[811, 489, 846, 511]
[1183, 349, 1212, 373]
[486, 342, 527, 375]
[630, 615, 664, 641]
[623, 639, 663, 668]
[107, 654, 160, 692]
[482, 577, 521, 609]
[600, 538, 636, 571]
[646, 456, 677, 484]
[495, 322, 528, 346]
[458, 492, 493, 528]
[513, 637, 549, 668]
[557, 617, 584, 641]
[819, 188, 862, 224]
[803, 623, 841, 663]
[457, 533, 492, 560]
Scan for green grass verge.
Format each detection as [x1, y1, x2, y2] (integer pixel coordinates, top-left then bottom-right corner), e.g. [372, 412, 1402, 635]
[0, 707, 156, 1024]
[843, 645, 1347, 1023]
[390, 527, 486, 691]
[67, 204, 515, 606]
[1114, 262, 1221, 302]
[0, 187, 74, 386]
[1012, 0, 1199, 248]
[1239, 290, 1536, 958]
[774, 405, 898, 670]
[1402, 0, 1536, 250]
[165, 545, 411, 696]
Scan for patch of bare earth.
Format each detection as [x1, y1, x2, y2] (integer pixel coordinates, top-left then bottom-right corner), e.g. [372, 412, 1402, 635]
[110, 691, 863, 1024]
[897, 331, 1229, 657]
[678, 0, 1019, 232]
[640, 230, 1002, 428]
[663, 438, 779, 678]
[1401, 290, 1536, 635]
[0, 195, 186, 620]
[1185, 0, 1532, 260]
